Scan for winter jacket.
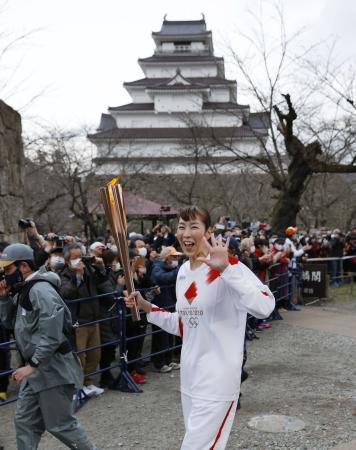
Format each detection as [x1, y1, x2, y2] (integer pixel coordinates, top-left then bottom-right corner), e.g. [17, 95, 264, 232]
[150, 259, 179, 308]
[59, 264, 108, 324]
[0, 267, 83, 392]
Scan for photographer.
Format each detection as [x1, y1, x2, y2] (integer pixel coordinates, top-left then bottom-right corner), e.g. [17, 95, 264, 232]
[59, 243, 107, 397]
[97, 249, 123, 389]
[20, 218, 74, 268]
[150, 246, 182, 373]
[0, 243, 97, 450]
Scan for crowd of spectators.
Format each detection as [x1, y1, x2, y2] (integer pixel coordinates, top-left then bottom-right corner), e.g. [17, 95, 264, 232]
[0, 218, 355, 404]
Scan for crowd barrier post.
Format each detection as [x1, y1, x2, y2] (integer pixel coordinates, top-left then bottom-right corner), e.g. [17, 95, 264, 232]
[112, 295, 142, 393]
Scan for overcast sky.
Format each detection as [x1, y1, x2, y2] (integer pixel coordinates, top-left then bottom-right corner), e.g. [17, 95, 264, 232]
[1, 0, 355, 134]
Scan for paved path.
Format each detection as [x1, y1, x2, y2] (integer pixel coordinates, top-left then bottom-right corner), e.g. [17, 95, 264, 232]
[2, 303, 356, 449]
[284, 305, 356, 450]
[332, 439, 356, 450]
[281, 305, 356, 338]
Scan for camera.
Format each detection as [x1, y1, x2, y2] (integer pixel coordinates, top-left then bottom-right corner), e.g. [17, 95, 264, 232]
[44, 234, 65, 241]
[18, 219, 33, 229]
[82, 256, 96, 265]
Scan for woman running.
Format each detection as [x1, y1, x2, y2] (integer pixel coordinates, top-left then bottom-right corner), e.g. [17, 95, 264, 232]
[125, 206, 275, 449]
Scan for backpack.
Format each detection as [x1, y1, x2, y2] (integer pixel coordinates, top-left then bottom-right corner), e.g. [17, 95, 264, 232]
[17, 278, 75, 354]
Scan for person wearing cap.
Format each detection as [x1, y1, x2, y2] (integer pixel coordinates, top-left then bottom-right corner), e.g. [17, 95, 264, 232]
[0, 243, 97, 450]
[150, 246, 183, 373]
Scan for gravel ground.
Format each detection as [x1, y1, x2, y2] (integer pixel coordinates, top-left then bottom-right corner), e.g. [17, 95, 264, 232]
[1, 300, 356, 450]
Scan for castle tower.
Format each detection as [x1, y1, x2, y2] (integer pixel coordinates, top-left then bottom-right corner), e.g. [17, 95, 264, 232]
[88, 17, 269, 175]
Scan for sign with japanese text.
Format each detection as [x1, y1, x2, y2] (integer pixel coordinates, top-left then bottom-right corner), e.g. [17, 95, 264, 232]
[302, 263, 328, 298]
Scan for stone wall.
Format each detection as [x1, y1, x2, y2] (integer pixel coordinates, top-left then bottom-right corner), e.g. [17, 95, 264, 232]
[0, 100, 24, 242]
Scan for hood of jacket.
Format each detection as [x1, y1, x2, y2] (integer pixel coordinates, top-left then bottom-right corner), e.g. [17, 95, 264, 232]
[26, 265, 61, 288]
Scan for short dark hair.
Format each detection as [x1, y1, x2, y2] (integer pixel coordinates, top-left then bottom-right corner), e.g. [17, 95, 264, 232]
[63, 243, 83, 260]
[16, 260, 37, 271]
[178, 206, 211, 230]
[102, 249, 116, 266]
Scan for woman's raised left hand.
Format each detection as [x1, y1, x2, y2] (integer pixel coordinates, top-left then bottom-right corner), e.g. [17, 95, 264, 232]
[197, 235, 230, 273]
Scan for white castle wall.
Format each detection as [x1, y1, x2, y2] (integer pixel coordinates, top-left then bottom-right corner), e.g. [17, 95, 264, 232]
[112, 110, 243, 128]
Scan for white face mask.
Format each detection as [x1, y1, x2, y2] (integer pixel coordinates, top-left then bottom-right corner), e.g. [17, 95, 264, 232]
[250, 246, 256, 254]
[262, 246, 269, 254]
[113, 262, 121, 271]
[275, 244, 283, 251]
[138, 247, 147, 257]
[70, 258, 81, 269]
[50, 256, 65, 268]
[171, 260, 179, 268]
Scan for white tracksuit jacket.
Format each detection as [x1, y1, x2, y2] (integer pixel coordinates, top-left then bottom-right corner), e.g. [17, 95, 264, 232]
[147, 258, 275, 402]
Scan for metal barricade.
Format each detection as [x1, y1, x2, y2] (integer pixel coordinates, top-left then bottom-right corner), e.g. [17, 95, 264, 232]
[0, 262, 308, 407]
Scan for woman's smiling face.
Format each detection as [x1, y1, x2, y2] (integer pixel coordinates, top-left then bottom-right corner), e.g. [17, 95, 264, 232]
[176, 217, 211, 260]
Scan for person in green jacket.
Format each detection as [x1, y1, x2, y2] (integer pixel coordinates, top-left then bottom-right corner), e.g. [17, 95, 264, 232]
[0, 243, 98, 450]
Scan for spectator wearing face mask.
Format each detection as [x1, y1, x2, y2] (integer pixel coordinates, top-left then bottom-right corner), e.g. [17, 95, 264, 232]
[270, 238, 293, 311]
[59, 243, 108, 397]
[150, 246, 183, 373]
[47, 247, 66, 273]
[251, 239, 273, 282]
[123, 251, 155, 385]
[130, 238, 149, 259]
[95, 249, 123, 388]
[285, 227, 311, 270]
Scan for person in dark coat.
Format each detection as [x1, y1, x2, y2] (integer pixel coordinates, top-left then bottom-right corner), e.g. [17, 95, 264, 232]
[150, 246, 182, 372]
[98, 250, 124, 388]
[59, 243, 108, 397]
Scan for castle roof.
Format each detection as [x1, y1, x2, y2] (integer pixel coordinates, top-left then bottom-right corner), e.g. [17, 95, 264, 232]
[153, 19, 208, 36]
[108, 102, 248, 112]
[89, 124, 268, 141]
[123, 76, 234, 88]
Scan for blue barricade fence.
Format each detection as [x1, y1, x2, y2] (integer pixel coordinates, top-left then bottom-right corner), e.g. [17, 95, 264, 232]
[0, 262, 302, 407]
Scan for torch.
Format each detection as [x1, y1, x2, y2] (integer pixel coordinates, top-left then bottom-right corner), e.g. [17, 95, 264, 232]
[100, 178, 140, 321]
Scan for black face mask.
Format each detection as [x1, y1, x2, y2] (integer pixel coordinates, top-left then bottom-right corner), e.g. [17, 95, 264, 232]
[5, 268, 23, 287]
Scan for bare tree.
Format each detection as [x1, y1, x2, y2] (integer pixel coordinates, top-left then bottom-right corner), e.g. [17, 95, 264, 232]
[24, 127, 104, 240]
[182, 2, 356, 232]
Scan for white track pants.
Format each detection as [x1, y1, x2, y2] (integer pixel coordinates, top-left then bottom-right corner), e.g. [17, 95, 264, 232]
[181, 393, 237, 450]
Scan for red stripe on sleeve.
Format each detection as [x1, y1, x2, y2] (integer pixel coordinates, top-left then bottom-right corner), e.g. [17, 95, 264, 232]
[206, 254, 239, 285]
[178, 316, 183, 339]
[228, 254, 239, 265]
[206, 268, 220, 285]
